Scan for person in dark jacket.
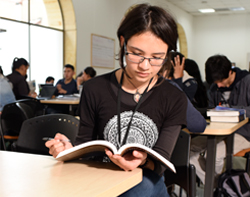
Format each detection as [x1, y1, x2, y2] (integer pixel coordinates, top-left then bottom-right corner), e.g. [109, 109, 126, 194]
[167, 79, 206, 133]
[184, 58, 208, 108]
[190, 54, 250, 184]
[7, 57, 37, 99]
[168, 52, 198, 102]
[54, 64, 78, 96]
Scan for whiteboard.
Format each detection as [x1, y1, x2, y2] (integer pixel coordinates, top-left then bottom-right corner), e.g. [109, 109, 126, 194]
[91, 34, 115, 69]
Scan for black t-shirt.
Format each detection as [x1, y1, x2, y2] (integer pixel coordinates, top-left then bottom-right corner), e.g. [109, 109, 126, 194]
[76, 70, 187, 175]
[7, 71, 30, 99]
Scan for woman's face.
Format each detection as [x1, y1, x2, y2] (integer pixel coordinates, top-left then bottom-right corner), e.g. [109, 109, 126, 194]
[19, 64, 29, 76]
[82, 71, 90, 82]
[124, 31, 168, 84]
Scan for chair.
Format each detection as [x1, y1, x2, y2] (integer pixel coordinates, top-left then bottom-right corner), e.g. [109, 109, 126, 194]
[164, 130, 196, 197]
[234, 148, 250, 173]
[12, 114, 79, 155]
[17, 98, 45, 116]
[0, 101, 35, 150]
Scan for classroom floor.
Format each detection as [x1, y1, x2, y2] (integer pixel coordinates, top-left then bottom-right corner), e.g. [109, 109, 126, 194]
[171, 157, 247, 197]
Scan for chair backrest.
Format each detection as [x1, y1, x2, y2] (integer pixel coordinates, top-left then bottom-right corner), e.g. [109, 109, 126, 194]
[0, 102, 34, 136]
[17, 98, 44, 116]
[164, 130, 196, 197]
[170, 130, 191, 166]
[13, 114, 79, 155]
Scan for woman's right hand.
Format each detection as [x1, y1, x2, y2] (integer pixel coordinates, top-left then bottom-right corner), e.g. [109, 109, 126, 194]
[45, 133, 73, 158]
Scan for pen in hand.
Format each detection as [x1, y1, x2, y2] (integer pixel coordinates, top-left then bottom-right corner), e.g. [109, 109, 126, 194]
[42, 137, 71, 142]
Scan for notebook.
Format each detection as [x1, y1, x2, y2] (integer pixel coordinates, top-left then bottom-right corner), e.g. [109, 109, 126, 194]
[37, 85, 56, 100]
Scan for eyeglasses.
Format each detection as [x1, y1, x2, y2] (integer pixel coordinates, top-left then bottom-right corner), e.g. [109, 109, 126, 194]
[124, 43, 167, 67]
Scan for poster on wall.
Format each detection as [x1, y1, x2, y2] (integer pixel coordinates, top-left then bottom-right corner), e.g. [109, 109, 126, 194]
[91, 34, 115, 69]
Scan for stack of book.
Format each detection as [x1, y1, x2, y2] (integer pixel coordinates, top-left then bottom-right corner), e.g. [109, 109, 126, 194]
[207, 106, 246, 123]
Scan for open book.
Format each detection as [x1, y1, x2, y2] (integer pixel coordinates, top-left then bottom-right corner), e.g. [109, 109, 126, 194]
[56, 140, 176, 173]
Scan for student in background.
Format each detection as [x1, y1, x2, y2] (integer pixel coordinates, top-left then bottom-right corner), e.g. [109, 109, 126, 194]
[0, 65, 12, 88]
[7, 57, 37, 99]
[160, 68, 206, 133]
[168, 52, 198, 102]
[54, 64, 78, 96]
[76, 67, 96, 90]
[45, 76, 55, 85]
[190, 54, 250, 184]
[167, 79, 206, 133]
[184, 59, 208, 108]
[46, 4, 188, 196]
[0, 66, 16, 112]
[184, 58, 209, 117]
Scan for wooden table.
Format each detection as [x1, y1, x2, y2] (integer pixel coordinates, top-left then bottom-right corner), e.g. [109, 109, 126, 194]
[0, 151, 142, 197]
[40, 98, 79, 105]
[40, 97, 80, 115]
[190, 118, 249, 197]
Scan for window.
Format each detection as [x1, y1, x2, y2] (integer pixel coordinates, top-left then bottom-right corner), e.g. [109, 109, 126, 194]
[0, 0, 63, 92]
[0, 0, 28, 22]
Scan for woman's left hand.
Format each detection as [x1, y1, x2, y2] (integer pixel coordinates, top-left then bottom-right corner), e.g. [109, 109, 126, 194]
[105, 149, 147, 171]
[172, 55, 185, 79]
[29, 91, 37, 98]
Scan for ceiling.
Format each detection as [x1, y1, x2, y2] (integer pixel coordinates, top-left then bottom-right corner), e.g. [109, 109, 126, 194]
[166, 0, 250, 16]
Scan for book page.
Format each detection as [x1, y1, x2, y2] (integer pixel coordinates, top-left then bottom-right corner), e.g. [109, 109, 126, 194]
[56, 140, 176, 173]
[56, 140, 118, 161]
[118, 143, 176, 173]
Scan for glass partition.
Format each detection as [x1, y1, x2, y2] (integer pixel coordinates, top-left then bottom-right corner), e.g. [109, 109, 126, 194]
[30, 25, 63, 92]
[30, 0, 63, 30]
[0, 0, 28, 22]
[0, 0, 64, 94]
[0, 0, 63, 30]
[0, 18, 29, 75]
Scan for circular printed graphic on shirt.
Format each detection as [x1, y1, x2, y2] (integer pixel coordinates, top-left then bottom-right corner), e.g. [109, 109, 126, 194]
[103, 111, 158, 149]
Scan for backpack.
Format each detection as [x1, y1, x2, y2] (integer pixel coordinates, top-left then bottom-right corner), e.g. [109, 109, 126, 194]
[214, 169, 250, 197]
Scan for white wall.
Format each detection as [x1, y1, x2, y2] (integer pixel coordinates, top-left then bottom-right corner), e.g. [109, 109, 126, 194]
[72, 1, 250, 81]
[72, 0, 194, 76]
[193, 13, 250, 80]
[71, 0, 116, 76]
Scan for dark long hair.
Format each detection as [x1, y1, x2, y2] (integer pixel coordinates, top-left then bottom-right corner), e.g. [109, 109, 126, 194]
[117, 3, 178, 78]
[84, 67, 96, 78]
[12, 57, 29, 72]
[185, 58, 208, 108]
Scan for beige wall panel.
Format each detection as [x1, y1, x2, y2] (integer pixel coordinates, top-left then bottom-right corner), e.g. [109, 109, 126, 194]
[43, 0, 63, 29]
[177, 23, 188, 58]
[59, 0, 76, 30]
[58, 0, 77, 69]
[64, 30, 77, 66]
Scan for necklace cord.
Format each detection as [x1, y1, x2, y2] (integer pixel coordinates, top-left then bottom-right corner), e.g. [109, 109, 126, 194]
[126, 75, 140, 91]
[117, 72, 154, 146]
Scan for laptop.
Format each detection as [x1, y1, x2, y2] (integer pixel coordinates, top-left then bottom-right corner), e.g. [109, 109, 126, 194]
[37, 84, 56, 100]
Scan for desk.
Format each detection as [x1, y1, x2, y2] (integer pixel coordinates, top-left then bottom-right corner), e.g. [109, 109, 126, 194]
[191, 118, 249, 197]
[40, 98, 80, 115]
[0, 151, 142, 197]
